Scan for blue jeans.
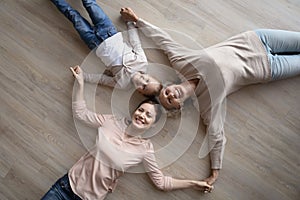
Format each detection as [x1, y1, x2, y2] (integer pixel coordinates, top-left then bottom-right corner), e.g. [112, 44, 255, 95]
[255, 29, 300, 80]
[41, 174, 82, 200]
[51, 0, 117, 50]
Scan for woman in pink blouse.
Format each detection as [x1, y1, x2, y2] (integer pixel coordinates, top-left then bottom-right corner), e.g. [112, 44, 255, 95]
[41, 65, 213, 200]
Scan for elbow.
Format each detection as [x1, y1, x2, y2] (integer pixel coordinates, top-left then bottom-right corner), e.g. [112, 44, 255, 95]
[152, 178, 171, 191]
[154, 182, 168, 191]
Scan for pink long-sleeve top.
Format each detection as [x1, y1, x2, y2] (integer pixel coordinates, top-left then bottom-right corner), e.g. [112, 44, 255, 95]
[69, 100, 173, 200]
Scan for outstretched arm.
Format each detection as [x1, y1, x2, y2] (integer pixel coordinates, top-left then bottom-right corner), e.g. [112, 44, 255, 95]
[120, 7, 181, 50]
[120, 7, 190, 69]
[70, 66, 107, 127]
[82, 71, 126, 89]
[143, 142, 213, 192]
[126, 21, 145, 55]
[171, 179, 213, 191]
[203, 130, 225, 185]
[70, 65, 84, 102]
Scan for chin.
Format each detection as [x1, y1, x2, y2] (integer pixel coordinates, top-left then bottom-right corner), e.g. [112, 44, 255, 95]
[132, 122, 148, 131]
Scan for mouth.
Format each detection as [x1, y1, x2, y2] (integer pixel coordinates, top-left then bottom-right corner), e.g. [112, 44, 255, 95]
[135, 116, 145, 125]
[175, 88, 181, 98]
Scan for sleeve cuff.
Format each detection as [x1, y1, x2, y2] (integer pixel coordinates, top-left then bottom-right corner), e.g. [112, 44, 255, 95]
[72, 100, 86, 107]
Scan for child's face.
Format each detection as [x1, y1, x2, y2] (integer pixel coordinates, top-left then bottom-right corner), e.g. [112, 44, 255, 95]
[132, 72, 161, 96]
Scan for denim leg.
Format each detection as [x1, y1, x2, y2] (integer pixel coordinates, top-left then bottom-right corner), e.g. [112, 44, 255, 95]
[255, 29, 300, 80]
[41, 174, 82, 200]
[50, 0, 100, 49]
[81, 0, 117, 41]
[41, 183, 64, 200]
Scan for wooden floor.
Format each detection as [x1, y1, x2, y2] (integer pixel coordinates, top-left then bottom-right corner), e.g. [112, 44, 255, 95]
[1, 0, 300, 199]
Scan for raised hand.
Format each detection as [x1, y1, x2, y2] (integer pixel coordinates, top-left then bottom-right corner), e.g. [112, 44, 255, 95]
[120, 7, 139, 22]
[70, 65, 84, 86]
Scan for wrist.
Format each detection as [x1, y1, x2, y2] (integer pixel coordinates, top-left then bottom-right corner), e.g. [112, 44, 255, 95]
[77, 81, 84, 88]
[212, 169, 219, 178]
[190, 180, 197, 187]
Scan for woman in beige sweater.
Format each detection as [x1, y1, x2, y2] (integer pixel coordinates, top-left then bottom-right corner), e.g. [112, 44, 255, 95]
[120, 7, 300, 186]
[41, 65, 213, 200]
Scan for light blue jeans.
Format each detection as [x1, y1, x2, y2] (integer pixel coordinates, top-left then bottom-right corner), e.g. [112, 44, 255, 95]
[51, 0, 118, 50]
[255, 29, 300, 80]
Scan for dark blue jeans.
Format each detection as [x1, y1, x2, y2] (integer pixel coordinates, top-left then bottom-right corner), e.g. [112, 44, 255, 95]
[41, 174, 82, 200]
[51, 0, 118, 49]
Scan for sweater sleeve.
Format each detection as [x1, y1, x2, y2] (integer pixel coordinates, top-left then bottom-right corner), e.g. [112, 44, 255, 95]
[136, 18, 197, 72]
[83, 72, 125, 89]
[143, 142, 173, 191]
[202, 100, 227, 170]
[208, 128, 226, 169]
[135, 18, 189, 66]
[126, 22, 145, 57]
[72, 100, 106, 127]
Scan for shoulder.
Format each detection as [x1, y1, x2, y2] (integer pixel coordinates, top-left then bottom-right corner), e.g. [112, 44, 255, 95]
[144, 140, 154, 152]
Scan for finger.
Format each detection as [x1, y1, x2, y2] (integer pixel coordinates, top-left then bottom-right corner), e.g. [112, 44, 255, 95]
[70, 67, 77, 76]
[76, 65, 81, 70]
[206, 185, 214, 193]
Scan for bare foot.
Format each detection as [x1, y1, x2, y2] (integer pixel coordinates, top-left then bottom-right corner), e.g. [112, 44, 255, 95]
[120, 7, 139, 22]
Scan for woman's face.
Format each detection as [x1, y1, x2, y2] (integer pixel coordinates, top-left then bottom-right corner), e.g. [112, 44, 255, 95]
[132, 72, 161, 96]
[158, 84, 188, 110]
[131, 103, 157, 131]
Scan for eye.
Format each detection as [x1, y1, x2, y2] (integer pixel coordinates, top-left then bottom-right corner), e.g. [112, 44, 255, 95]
[168, 98, 172, 104]
[146, 112, 152, 118]
[138, 108, 144, 112]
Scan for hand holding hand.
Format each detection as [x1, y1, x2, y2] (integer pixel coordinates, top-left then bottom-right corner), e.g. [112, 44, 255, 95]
[120, 7, 139, 22]
[203, 169, 219, 185]
[70, 65, 84, 86]
[192, 180, 214, 193]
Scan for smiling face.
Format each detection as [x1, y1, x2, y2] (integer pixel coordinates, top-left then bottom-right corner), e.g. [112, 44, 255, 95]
[131, 102, 157, 131]
[131, 72, 162, 96]
[158, 84, 189, 110]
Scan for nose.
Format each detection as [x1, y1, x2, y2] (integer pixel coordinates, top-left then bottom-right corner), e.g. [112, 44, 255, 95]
[139, 112, 146, 120]
[165, 90, 175, 99]
[137, 84, 146, 90]
[141, 79, 147, 85]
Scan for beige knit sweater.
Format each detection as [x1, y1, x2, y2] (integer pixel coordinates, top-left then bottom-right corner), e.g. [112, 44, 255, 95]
[136, 18, 271, 169]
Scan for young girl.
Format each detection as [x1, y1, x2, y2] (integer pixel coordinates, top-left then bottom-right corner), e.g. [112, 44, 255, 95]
[50, 0, 162, 96]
